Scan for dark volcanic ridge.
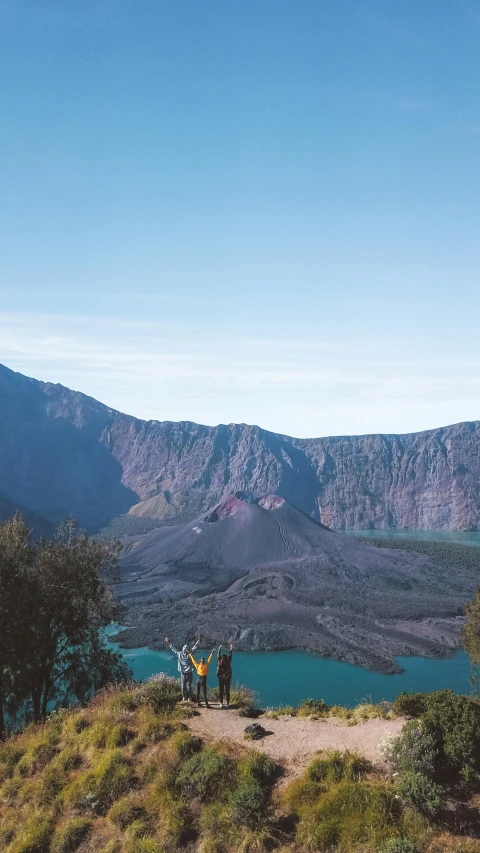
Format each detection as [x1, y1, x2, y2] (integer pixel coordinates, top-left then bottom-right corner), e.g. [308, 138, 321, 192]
[2, 362, 480, 534]
[117, 493, 478, 674]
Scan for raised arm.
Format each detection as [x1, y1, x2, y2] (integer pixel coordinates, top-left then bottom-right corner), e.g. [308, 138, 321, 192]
[207, 649, 215, 664]
[165, 637, 179, 655]
[191, 636, 201, 653]
[189, 653, 199, 671]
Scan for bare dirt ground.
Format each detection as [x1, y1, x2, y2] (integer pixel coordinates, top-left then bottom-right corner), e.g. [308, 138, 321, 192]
[185, 704, 406, 782]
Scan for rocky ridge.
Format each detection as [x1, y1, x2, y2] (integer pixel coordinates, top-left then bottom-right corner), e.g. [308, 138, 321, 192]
[1, 362, 479, 531]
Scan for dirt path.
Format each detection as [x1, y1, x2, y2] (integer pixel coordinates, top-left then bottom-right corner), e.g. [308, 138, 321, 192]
[185, 705, 405, 781]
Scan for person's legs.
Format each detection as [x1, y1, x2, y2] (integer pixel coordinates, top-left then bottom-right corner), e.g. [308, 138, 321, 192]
[180, 672, 187, 701]
[185, 671, 193, 700]
[219, 679, 225, 705]
[202, 677, 209, 706]
[225, 678, 231, 706]
[196, 680, 201, 706]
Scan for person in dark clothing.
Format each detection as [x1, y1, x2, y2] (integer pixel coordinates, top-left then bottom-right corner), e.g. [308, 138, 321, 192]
[217, 644, 233, 708]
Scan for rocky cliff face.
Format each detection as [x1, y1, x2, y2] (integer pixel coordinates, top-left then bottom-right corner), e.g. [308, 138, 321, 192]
[1, 362, 479, 531]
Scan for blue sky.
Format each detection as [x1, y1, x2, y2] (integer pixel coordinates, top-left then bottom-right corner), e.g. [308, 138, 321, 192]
[1, 0, 479, 437]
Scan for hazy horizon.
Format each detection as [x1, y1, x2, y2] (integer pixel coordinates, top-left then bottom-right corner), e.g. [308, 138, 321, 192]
[1, 1, 479, 437]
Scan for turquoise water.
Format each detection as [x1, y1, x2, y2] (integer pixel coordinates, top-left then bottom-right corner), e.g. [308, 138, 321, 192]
[108, 529, 479, 707]
[342, 529, 480, 546]
[109, 636, 474, 708]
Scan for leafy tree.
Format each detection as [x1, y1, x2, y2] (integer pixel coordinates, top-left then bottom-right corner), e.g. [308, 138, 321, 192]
[0, 515, 131, 731]
[463, 587, 480, 668]
[0, 513, 33, 736]
[25, 519, 130, 722]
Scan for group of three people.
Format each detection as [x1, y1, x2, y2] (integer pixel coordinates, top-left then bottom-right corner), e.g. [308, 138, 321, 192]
[165, 636, 233, 708]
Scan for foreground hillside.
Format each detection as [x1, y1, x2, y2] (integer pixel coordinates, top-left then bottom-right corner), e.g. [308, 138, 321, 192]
[1, 362, 480, 532]
[3, 677, 480, 853]
[117, 494, 478, 673]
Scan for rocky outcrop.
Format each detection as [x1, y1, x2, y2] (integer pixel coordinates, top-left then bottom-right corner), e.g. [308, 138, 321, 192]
[1, 362, 479, 531]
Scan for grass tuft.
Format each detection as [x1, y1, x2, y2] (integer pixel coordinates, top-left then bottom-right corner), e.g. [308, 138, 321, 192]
[0, 742, 25, 783]
[50, 817, 92, 853]
[7, 811, 52, 853]
[177, 746, 235, 802]
[107, 795, 147, 829]
[166, 729, 202, 761]
[63, 748, 136, 815]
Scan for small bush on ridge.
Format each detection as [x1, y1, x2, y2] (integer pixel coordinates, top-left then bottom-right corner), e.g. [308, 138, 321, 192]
[397, 772, 443, 818]
[177, 747, 234, 801]
[298, 697, 330, 717]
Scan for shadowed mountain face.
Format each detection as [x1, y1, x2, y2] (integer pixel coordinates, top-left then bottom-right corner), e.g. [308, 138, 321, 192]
[117, 494, 479, 673]
[1, 362, 480, 532]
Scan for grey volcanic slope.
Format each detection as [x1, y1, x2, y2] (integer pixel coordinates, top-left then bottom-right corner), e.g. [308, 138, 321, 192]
[116, 494, 479, 673]
[1, 361, 480, 531]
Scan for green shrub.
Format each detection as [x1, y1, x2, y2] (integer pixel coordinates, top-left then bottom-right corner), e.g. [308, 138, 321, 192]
[8, 812, 52, 853]
[387, 691, 480, 788]
[237, 751, 277, 787]
[283, 776, 326, 812]
[422, 691, 480, 784]
[234, 684, 260, 718]
[177, 746, 234, 801]
[108, 794, 147, 828]
[393, 692, 429, 718]
[306, 752, 348, 784]
[383, 720, 438, 778]
[305, 751, 369, 787]
[298, 698, 330, 717]
[296, 780, 402, 852]
[397, 772, 443, 818]
[138, 675, 181, 715]
[50, 818, 92, 853]
[229, 780, 271, 828]
[64, 748, 136, 814]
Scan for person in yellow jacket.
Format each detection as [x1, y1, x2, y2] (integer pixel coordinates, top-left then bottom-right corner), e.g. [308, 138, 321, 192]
[189, 648, 215, 707]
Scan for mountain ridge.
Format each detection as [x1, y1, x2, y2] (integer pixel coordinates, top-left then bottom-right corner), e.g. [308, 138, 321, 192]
[1, 362, 479, 532]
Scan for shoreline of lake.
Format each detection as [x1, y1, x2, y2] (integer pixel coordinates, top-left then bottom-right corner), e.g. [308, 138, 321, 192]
[341, 529, 480, 546]
[107, 630, 473, 708]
